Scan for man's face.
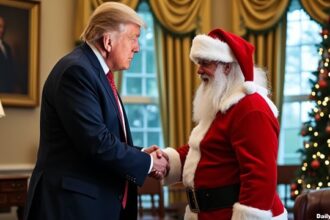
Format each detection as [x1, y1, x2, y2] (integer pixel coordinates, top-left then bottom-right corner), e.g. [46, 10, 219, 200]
[0, 17, 5, 39]
[107, 23, 140, 71]
[196, 59, 219, 83]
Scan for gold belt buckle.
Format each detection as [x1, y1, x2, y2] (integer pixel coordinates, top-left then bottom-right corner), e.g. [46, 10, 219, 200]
[186, 187, 200, 213]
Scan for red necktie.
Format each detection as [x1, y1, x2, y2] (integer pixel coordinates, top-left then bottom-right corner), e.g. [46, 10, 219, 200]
[106, 71, 128, 209]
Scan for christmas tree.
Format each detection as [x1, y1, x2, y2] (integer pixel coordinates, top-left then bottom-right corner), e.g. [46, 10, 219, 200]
[291, 20, 330, 199]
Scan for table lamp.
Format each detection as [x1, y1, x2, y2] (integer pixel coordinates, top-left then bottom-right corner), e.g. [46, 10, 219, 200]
[0, 99, 5, 118]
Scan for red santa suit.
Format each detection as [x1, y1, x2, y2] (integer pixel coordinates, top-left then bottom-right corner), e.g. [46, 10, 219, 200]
[163, 29, 287, 220]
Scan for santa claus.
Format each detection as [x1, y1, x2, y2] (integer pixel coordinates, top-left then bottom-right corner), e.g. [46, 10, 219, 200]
[162, 28, 288, 220]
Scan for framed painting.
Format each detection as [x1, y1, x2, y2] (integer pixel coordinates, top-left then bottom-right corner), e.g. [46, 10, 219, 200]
[0, 0, 40, 107]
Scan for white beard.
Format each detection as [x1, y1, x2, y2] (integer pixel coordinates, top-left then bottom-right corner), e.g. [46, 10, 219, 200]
[192, 64, 244, 123]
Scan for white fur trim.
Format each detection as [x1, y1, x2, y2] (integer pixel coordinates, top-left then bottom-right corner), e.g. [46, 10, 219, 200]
[190, 34, 235, 64]
[219, 87, 246, 113]
[162, 148, 182, 185]
[256, 88, 279, 117]
[184, 205, 198, 220]
[232, 203, 272, 220]
[183, 119, 214, 187]
[272, 209, 288, 220]
[243, 81, 256, 94]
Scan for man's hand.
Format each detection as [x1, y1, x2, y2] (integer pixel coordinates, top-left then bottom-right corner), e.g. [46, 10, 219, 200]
[144, 145, 161, 157]
[149, 150, 170, 180]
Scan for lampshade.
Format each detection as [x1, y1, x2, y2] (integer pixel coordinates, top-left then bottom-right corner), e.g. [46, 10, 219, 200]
[0, 100, 5, 118]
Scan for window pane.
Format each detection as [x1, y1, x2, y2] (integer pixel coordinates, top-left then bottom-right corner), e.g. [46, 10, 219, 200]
[301, 45, 320, 72]
[301, 21, 322, 44]
[125, 104, 143, 128]
[286, 21, 301, 46]
[146, 50, 155, 74]
[126, 77, 142, 95]
[283, 128, 301, 154]
[146, 78, 157, 97]
[301, 71, 313, 94]
[131, 131, 143, 146]
[284, 72, 300, 95]
[281, 1, 322, 165]
[147, 132, 160, 146]
[285, 46, 300, 72]
[128, 52, 142, 73]
[282, 102, 301, 128]
[147, 105, 160, 127]
[301, 101, 314, 122]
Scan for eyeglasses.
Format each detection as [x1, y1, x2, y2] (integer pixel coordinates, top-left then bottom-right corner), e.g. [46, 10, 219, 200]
[197, 60, 223, 68]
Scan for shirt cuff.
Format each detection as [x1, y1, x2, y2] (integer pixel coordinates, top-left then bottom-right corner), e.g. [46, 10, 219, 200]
[141, 148, 153, 174]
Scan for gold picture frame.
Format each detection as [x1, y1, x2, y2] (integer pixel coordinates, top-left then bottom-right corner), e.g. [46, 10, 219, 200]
[0, 0, 40, 107]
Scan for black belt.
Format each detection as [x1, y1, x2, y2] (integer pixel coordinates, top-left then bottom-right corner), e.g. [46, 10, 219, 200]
[186, 184, 240, 213]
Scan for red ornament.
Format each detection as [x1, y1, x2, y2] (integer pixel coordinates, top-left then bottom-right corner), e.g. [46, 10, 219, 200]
[326, 125, 330, 134]
[309, 94, 316, 100]
[315, 113, 321, 121]
[318, 79, 328, 88]
[290, 183, 297, 190]
[322, 29, 329, 36]
[311, 160, 320, 169]
[300, 129, 307, 136]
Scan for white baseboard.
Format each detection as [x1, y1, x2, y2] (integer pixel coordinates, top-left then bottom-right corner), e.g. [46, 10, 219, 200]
[0, 164, 34, 175]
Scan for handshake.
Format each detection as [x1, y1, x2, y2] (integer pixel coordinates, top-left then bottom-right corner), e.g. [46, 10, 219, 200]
[144, 145, 169, 180]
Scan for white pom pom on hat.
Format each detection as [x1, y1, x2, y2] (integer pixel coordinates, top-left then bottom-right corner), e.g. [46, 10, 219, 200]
[190, 28, 256, 94]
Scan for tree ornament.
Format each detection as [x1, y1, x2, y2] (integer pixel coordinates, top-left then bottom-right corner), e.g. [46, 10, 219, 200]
[290, 183, 297, 190]
[311, 160, 320, 169]
[315, 113, 321, 121]
[300, 127, 308, 136]
[326, 124, 330, 134]
[318, 79, 328, 88]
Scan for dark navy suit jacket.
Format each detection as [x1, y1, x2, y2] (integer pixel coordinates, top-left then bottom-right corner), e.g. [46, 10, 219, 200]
[24, 43, 151, 220]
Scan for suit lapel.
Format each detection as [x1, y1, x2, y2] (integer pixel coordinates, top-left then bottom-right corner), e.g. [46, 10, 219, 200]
[80, 43, 126, 138]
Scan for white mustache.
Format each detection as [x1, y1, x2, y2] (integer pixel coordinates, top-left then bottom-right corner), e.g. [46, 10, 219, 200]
[200, 74, 210, 81]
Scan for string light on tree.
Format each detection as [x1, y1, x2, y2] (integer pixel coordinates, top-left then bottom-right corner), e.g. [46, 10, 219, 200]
[291, 17, 330, 199]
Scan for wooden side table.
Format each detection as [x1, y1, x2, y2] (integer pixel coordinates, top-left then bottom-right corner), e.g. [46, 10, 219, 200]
[0, 175, 29, 220]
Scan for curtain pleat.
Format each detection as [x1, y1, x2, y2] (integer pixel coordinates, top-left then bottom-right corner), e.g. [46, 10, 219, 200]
[300, 0, 330, 25]
[155, 24, 197, 147]
[246, 20, 286, 123]
[232, 0, 290, 36]
[233, 0, 289, 121]
[149, 0, 202, 34]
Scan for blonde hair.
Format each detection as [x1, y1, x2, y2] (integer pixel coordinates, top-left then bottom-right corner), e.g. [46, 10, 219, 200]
[81, 2, 145, 42]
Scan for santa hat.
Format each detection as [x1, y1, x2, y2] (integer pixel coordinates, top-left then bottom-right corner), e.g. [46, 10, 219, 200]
[190, 28, 256, 94]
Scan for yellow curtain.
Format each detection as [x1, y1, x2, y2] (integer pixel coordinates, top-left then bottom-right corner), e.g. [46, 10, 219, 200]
[232, 0, 290, 122]
[149, 0, 201, 34]
[150, 0, 210, 147]
[300, 0, 330, 25]
[151, 0, 210, 206]
[74, 0, 139, 41]
[155, 25, 198, 148]
[232, 0, 289, 36]
[246, 20, 287, 123]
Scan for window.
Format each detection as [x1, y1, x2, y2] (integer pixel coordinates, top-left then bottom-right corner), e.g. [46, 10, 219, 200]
[279, 0, 321, 165]
[121, 2, 163, 149]
[121, 1, 167, 208]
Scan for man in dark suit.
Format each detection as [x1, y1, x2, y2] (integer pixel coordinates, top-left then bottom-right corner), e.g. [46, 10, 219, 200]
[24, 2, 168, 220]
[0, 16, 16, 93]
